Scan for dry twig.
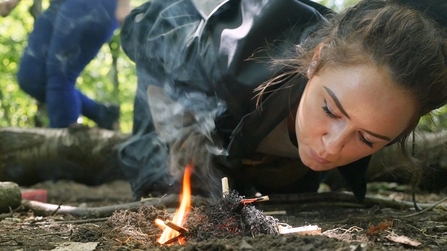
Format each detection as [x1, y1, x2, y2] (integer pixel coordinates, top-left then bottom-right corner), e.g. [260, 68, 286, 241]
[22, 194, 208, 218]
[400, 196, 447, 218]
[267, 192, 447, 210]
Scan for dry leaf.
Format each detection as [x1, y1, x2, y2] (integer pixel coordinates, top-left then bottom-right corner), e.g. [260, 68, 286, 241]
[385, 233, 421, 247]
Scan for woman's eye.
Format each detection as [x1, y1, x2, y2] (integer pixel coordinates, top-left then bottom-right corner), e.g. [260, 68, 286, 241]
[358, 132, 373, 148]
[322, 101, 338, 119]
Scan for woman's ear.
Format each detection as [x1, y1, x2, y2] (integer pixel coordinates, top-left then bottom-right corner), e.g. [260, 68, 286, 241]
[307, 61, 317, 78]
[307, 44, 323, 78]
[312, 43, 323, 61]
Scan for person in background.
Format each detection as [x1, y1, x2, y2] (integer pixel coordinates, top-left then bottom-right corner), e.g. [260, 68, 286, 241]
[16, 0, 132, 129]
[117, 0, 447, 201]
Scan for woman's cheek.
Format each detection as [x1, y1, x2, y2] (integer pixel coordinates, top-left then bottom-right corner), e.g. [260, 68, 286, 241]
[307, 105, 327, 135]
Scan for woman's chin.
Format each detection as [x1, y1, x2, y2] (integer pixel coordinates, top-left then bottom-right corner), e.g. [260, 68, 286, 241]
[301, 157, 337, 171]
[307, 163, 335, 171]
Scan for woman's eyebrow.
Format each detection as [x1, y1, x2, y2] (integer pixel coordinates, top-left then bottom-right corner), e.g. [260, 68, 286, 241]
[323, 86, 392, 141]
[363, 129, 392, 141]
[323, 86, 350, 119]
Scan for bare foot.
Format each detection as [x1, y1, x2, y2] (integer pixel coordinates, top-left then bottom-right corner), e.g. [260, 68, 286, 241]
[0, 0, 20, 17]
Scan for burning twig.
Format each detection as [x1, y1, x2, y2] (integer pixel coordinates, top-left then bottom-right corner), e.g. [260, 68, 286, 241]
[154, 219, 189, 245]
[162, 234, 185, 245]
[155, 164, 193, 245]
[241, 196, 270, 204]
[232, 195, 270, 213]
[165, 220, 188, 234]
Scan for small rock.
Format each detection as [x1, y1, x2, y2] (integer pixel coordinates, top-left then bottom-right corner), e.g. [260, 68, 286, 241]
[52, 242, 98, 251]
[0, 181, 22, 213]
[239, 240, 253, 250]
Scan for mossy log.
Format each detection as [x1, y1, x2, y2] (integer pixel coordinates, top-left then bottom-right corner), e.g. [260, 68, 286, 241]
[0, 126, 129, 186]
[367, 130, 447, 191]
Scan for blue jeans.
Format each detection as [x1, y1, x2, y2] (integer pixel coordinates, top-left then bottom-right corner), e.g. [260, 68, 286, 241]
[17, 0, 118, 128]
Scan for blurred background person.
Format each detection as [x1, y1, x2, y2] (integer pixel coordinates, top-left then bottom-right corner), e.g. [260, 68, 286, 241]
[16, 0, 132, 129]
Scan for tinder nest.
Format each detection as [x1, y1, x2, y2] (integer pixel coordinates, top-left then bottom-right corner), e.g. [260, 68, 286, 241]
[106, 191, 279, 246]
[185, 191, 279, 240]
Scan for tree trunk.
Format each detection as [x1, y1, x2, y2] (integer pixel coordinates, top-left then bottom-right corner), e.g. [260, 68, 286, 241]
[0, 126, 129, 186]
[367, 130, 447, 191]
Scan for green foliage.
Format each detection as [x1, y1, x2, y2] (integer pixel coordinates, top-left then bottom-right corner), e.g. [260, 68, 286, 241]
[0, 0, 140, 133]
[417, 107, 447, 133]
[0, 1, 37, 128]
[314, 0, 359, 11]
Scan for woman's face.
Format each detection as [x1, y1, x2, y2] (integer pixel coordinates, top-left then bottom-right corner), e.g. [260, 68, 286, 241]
[295, 64, 416, 171]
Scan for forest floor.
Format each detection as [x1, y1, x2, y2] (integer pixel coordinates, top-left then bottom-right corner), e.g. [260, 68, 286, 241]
[0, 179, 446, 251]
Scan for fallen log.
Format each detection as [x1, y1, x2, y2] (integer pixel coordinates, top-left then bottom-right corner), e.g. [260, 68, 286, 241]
[321, 130, 447, 192]
[0, 126, 129, 186]
[367, 129, 447, 191]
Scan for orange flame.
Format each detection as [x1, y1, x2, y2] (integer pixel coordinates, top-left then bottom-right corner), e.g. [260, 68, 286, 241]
[156, 163, 192, 245]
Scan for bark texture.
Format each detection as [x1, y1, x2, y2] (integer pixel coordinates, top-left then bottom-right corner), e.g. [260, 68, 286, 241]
[367, 130, 447, 191]
[0, 126, 129, 186]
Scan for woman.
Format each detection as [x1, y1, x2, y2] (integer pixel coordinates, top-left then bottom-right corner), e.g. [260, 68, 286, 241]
[117, 0, 447, 201]
[16, 0, 132, 129]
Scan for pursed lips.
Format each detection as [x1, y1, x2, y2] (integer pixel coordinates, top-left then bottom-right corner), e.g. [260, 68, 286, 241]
[310, 149, 331, 164]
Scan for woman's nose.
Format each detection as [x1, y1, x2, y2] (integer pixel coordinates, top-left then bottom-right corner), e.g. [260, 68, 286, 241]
[322, 126, 347, 155]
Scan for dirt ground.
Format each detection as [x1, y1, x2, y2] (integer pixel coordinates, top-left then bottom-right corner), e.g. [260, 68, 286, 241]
[1, 180, 446, 251]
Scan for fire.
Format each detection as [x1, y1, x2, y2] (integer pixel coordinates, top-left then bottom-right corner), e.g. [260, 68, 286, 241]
[155, 163, 192, 245]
